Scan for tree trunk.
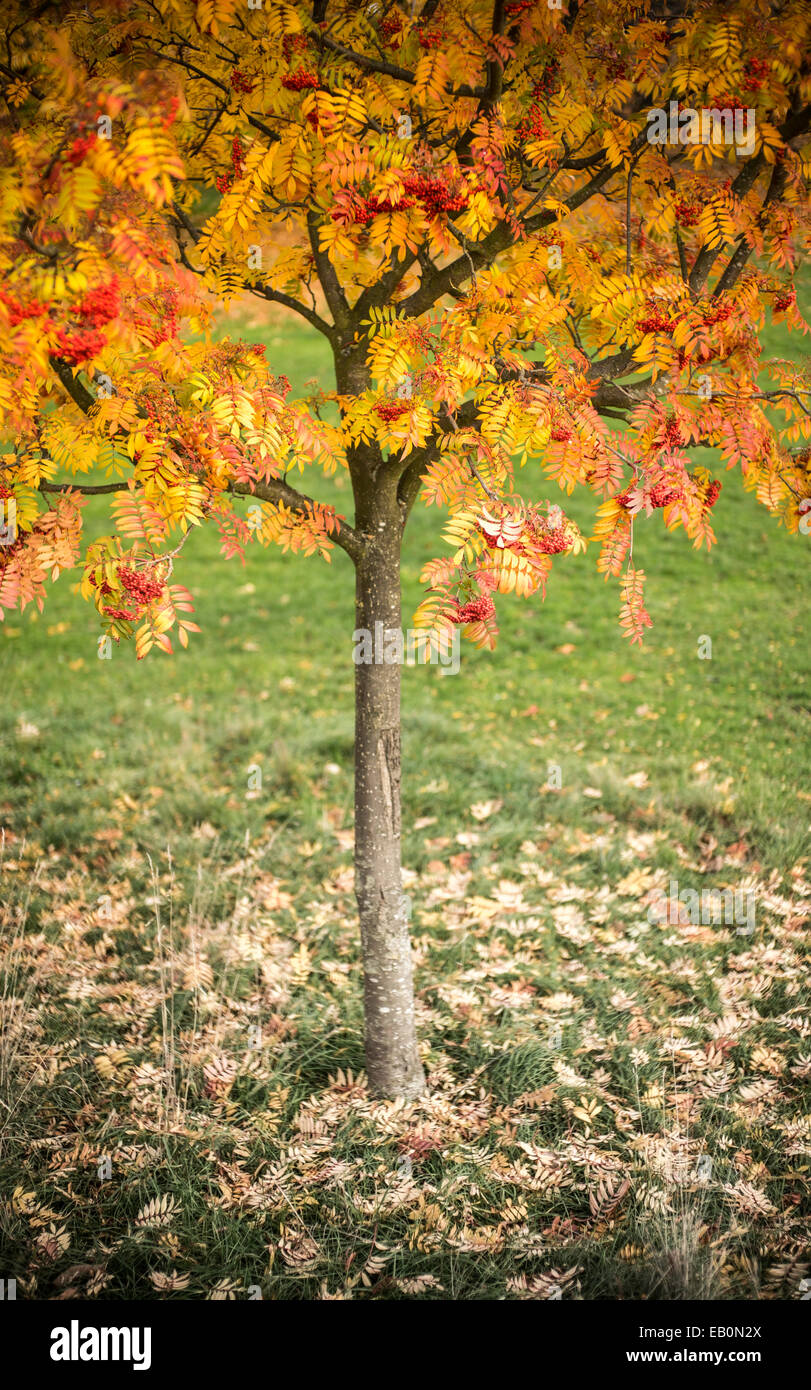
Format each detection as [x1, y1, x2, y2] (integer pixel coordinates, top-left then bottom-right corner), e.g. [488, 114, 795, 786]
[352, 481, 426, 1099]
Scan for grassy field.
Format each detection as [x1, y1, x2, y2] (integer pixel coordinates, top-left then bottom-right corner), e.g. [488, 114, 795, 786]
[0, 292, 809, 1301]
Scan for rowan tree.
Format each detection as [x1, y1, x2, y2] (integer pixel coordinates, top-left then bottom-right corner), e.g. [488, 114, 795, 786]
[1, 0, 810, 1097]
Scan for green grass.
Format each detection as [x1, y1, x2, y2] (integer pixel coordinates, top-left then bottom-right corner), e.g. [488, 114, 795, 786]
[0, 296, 809, 1301]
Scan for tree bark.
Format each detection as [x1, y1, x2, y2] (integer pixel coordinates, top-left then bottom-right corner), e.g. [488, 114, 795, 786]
[352, 477, 426, 1099]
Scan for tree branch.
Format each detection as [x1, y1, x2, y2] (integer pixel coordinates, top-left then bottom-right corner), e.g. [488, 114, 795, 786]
[229, 478, 364, 564]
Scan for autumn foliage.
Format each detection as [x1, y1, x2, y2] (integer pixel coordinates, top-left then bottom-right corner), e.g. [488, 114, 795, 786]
[0, 0, 809, 661]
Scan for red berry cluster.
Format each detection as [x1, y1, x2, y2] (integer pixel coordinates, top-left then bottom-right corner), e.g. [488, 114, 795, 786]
[216, 137, 246, 193]
[532, 525, 569, 554]
[88, 571, 114, 598]
[505, 1, 533, 15]
[105, 565, 165, 617]
[346, 172, 469, 225]
[162, 97, 180, 130]
[713, 93, 748, 114]
[704, 480, 722, 510]
[281, 70, 320, 91]
[649, 480, 682, 508]
[532, 60, 560, 97]
[674, 198, 701, 227]
[617, 482, 681, 510]
[638, 306, 682, 335]
[518, 103, 550, 141]
[774, 288, 796, 312]
[142, 391, 181, 434]
[374, 401, 411, 422]
[418, 28, 444, 50]
[451, 593, 496, 624]
[55, 327, 106, 364]
[702, 300, 733, 327]
[663, 415, 683, 449]
[230, 70, 256, 94]
[77, 280, 119, 328]
[102, 606, 139, 621]
[0, 289, 49, 326]
[590, 42, 629, 81]
[281, 34, 310, 60]
[119, 566, 164, 603]
[550, 424, 572, 442]
[743, 57, 770, 91]
[66, 134, 96, 166]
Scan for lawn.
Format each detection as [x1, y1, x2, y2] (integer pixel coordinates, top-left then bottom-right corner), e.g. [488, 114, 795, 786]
[0, 290, 809, 1301]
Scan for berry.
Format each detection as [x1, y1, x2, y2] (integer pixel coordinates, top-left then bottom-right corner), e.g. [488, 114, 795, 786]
[534, 526, 569, 554]
[743, 57, 770, 91]
[340, 171, 469, 226]
[55, 327, 106, 364]
[663, 415, 683, 449]
[0, 289, 49, 326]
[451, 593, 496, 624]
[102, 606, 138, 621]
[281, 70, 320, 91]
[648, 481, 682, 508]
[674, 198, 701, 227]
[374, 401, 411, 422]
[230, 70, 256, 94]
[702, 301, 733, 327]
[704, 480, 721, 510]
[119, 566, 164, 604]
[638, 303, 682, 335]
[77, 280, 119, 328]
[66, 135, 96, 166]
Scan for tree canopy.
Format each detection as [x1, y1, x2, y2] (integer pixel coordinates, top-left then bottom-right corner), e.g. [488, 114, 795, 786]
[0, 0, 809, 657]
